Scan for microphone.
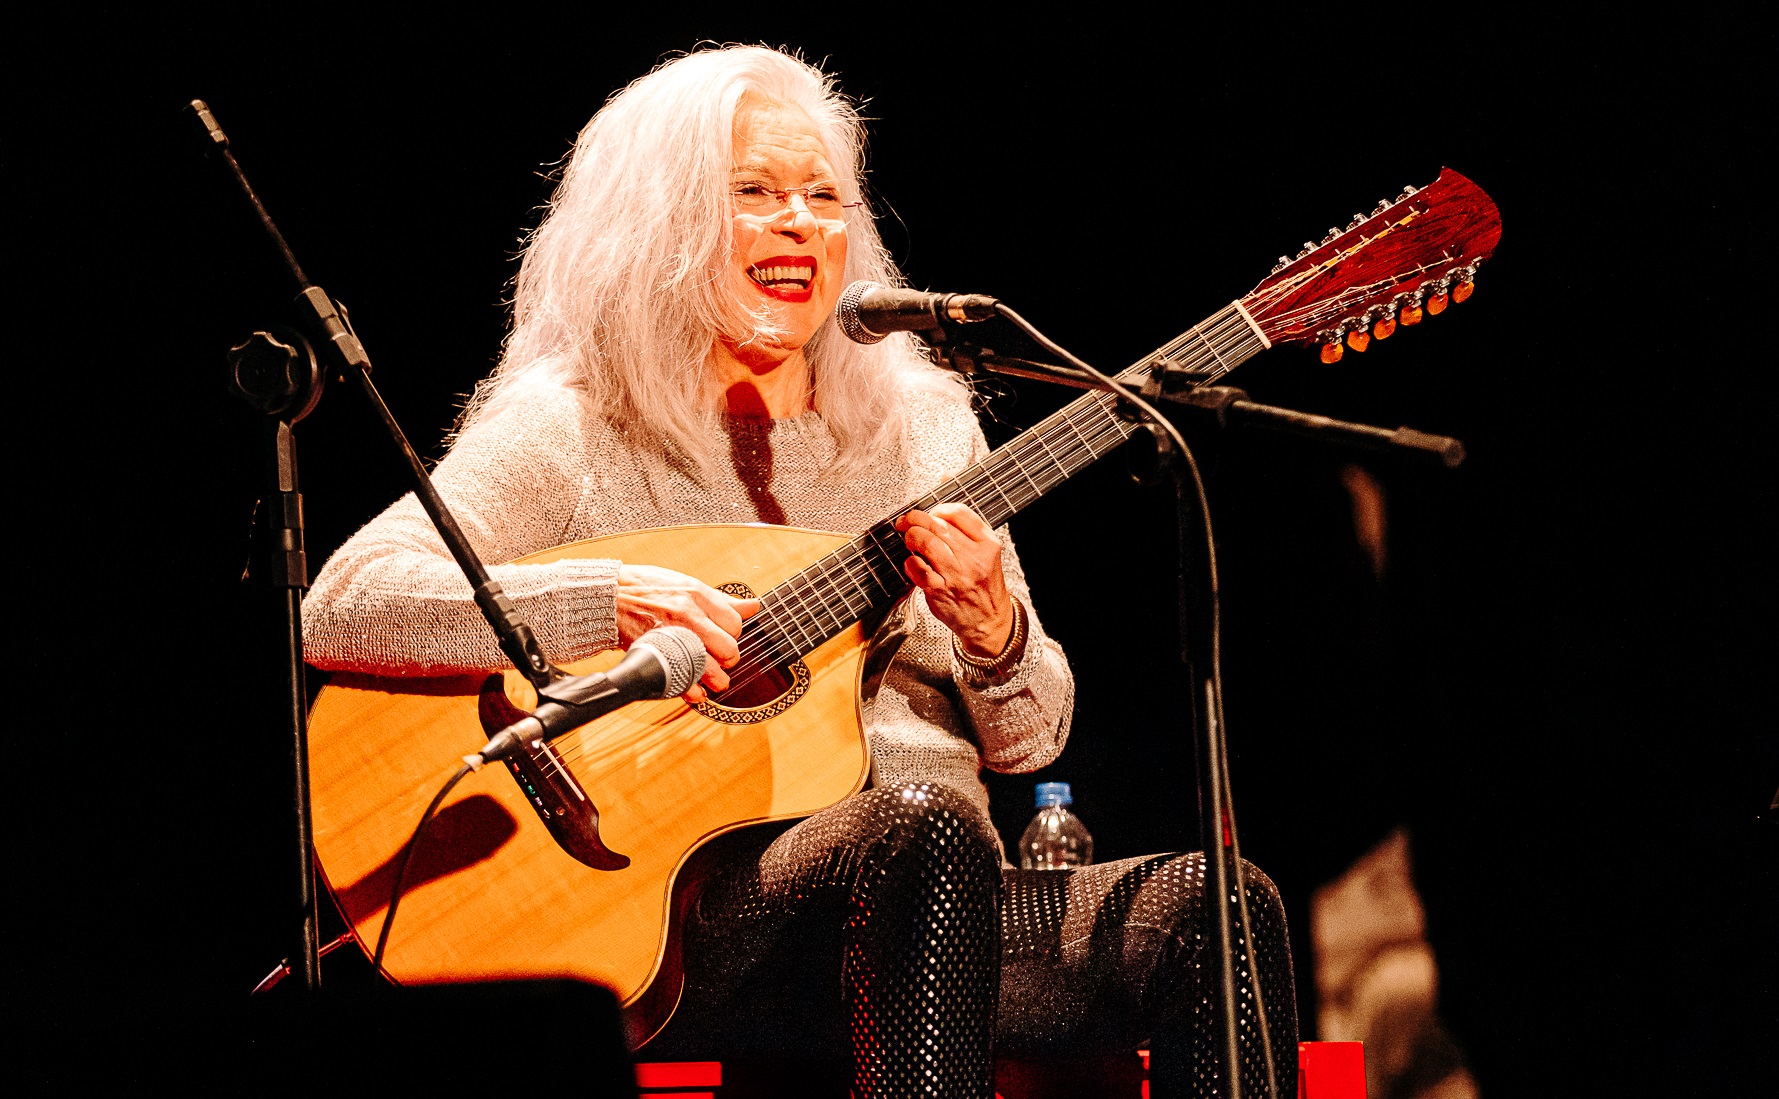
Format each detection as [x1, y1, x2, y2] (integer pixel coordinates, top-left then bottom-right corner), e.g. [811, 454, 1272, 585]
[464, 626, 706, 769]
[836, 281, 999, 344]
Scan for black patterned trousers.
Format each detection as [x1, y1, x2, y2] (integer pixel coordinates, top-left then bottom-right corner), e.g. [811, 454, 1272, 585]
[647, 783, 1298, 1098]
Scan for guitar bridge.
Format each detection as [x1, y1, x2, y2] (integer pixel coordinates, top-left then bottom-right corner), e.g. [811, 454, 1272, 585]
[477, 677, 630, 871]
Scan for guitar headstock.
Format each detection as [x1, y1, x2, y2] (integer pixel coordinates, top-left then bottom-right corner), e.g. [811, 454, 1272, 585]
[1240, 168, 1502, 362]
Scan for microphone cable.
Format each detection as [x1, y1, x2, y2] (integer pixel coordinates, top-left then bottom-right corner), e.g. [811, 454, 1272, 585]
[990, 302, 1281, 1099]
[371, 763, 474, 973]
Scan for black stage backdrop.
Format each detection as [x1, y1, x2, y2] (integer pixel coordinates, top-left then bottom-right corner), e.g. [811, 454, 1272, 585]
[15, 13, 1773, 1093]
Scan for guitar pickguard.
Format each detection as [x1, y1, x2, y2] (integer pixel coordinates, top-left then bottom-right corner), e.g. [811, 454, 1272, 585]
[477, 677, 630, 871]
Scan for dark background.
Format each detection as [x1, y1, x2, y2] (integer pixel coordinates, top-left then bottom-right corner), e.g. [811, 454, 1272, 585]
[16, 12, 1772, 1093]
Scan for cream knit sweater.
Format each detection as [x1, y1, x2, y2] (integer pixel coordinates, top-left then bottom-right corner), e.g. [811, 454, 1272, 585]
[302, 380, 1075, 824]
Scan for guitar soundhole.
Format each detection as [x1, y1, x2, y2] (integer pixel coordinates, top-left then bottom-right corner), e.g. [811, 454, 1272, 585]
[694, 582, 812, 725]
[696, 657, 811, 724]
[713, 659, 801, 708]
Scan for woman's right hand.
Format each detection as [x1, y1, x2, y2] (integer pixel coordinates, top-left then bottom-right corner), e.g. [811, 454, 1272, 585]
[616, 564, 761, 703]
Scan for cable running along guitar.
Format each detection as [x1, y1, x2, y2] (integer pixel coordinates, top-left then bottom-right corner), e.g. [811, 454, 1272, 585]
[305, 167, 1502, 1042]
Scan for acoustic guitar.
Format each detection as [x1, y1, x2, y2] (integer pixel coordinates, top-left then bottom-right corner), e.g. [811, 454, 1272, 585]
[306, 168, 1501, 1043]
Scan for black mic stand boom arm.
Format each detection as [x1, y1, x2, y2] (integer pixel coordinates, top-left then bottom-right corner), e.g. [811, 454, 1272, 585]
[193, 99, 571, 993]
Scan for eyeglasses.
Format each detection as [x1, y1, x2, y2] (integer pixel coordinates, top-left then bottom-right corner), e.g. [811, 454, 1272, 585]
[731, 180, 863, 217]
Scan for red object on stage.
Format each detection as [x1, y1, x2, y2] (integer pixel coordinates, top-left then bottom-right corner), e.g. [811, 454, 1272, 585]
[1298, 1041, 1366, 1098]
[637, 1060, 722, 1096]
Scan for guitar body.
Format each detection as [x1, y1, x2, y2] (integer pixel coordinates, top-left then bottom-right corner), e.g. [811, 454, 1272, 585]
[307, 524, 876, 1042]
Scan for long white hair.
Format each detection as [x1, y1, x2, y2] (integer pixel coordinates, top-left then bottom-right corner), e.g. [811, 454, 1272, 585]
[461, 45, 958, 475]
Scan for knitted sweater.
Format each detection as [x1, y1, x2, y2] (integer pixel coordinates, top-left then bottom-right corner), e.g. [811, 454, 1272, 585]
[302, 380, 1075, 824]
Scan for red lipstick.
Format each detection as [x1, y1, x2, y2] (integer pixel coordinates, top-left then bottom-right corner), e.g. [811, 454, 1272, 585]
[747, 255, 817, 303]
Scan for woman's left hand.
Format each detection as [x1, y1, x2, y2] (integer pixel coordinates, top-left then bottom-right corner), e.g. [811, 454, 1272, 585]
[895, 503, 1016, 658]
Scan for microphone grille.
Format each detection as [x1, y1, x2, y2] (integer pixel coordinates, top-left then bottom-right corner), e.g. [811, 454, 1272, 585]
[635, 626, 706, 698]
[836, 280, 888, 344]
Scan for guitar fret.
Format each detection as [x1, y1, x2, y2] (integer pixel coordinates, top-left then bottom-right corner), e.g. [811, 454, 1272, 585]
[846, 530, 904, 605]
[1002, 448, 1045, 501]
[756, 613, 797, 668]
[761, 608, 805, 660]
[838, 559, 879, 617]
[800, 571, 844, 636]
[1189, 323, 1231, 370]
[980, 472, 1017, 527]
[776, 580, 823, 651]
[740, 611, 782, 671]
[1059, 412, 1099, 459]
[953, 484, 986, 521]
[1029, 430, 1070, 484]
[805, 573, 845, 634]
[840, 544, 887, 600]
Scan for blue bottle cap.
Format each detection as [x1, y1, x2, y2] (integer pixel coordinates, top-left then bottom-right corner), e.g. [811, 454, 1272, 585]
[1035, 782, 1072, 808]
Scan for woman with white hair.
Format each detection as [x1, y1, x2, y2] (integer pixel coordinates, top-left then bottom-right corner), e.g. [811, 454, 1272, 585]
[305, 45, 1295, 1098]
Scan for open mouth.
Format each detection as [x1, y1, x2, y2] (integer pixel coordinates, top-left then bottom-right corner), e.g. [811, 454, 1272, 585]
[747, 256, 817, 302]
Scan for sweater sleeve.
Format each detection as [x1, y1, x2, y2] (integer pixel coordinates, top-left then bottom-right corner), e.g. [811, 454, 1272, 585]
[937, 400, 1076, 773]
[951, 528, 1075, 773]
[302, 391, 621, 675]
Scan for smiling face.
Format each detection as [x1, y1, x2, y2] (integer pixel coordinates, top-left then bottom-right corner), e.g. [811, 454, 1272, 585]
[718, 98, 850, 374]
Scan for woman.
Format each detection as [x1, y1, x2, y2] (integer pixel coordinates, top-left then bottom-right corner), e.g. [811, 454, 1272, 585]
[304, 45, 1294, 1098]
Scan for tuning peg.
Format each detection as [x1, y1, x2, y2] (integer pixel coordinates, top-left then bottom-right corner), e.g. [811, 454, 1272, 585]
[1297, 242, 1315, 258]
[1321, 227, 1341, 244]
[1270, 255, 1290, 274]
[1399, 299, 1424, 326]
[1372, 199, 1392, 216]
[1346, 328, 1371, 353]
[1345, 213, 1369, 232]
[1427, 288, 1450, 315]
[1320, 340, 1345, 364]
[1372, 313, 1397, 340]
[1395, 184, 1419, 202]
[1452, 277, 1475, 303]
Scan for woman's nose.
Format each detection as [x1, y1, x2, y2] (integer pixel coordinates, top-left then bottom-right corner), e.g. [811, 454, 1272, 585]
[770, 195, 819, 239]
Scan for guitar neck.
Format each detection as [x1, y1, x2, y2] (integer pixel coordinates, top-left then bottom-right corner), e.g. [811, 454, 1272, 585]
[734, 302, 1267, 665]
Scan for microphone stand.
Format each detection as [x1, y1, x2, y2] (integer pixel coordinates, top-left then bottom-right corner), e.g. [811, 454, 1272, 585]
[947, 348, 1466, 468]
[934, 332, 1465, 1099]
[192, 100, 567, 993]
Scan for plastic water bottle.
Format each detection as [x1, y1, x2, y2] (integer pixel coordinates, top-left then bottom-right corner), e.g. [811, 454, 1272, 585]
[1019, 782, 1094, 870]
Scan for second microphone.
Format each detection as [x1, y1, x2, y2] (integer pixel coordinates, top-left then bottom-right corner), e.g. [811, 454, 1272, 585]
[466, 626, 707, 768]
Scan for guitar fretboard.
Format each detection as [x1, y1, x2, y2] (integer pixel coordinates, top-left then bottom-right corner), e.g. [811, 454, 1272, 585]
[727, 301, 1267, 685]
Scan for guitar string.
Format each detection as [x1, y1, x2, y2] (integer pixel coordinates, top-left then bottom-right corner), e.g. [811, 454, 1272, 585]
[551, 401, 1147, 768]
[713, 312, 1260, 677]
[707, 310, 1263, 683]
[564, 251, 1480, 758]
[518, 198, 1484, 760]
[551, 291, 1337, 764]
[699, 314, 1262, 694]
[552, 400, 1184, 769]
[550, 411, 1147, 769]
[552, 409, 1139, 768]
[553, 316, 1266, 766]
[552, 201, 1485, 759]
[551, 310, 1258, 764]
